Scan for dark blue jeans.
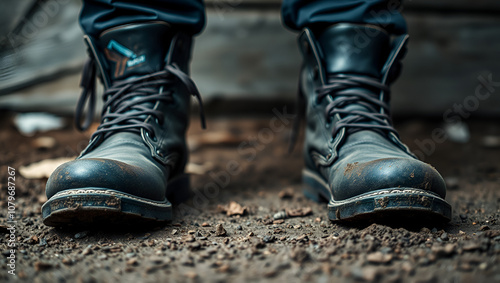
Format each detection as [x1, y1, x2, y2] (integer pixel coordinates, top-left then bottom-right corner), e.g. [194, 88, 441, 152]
[80, 0, 407, 37]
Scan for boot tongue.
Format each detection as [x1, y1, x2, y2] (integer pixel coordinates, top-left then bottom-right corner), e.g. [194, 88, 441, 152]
[316, 24, 392, 138]
[98, 22, 175, 83]
[316, 23, 390, 79]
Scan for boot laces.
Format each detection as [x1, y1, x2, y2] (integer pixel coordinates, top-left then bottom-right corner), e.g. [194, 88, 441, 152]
[75, 58, 206, 141]
[317, 74, 397, 138]
[289, 74, 397, 152]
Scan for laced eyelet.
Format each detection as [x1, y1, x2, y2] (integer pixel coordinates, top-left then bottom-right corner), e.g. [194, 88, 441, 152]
[146, 131, 157, 142]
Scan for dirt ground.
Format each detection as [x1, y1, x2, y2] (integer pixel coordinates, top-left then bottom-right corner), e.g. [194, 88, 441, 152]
[0, 110, 499, 283]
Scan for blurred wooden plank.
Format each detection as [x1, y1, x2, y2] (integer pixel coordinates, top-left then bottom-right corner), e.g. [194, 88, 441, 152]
[0, 0, 85, 95]
[0, 0, 37, 45]
[1, 8, 499, 117]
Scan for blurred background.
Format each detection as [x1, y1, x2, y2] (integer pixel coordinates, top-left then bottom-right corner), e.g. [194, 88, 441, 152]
[1, 0, 499, 117]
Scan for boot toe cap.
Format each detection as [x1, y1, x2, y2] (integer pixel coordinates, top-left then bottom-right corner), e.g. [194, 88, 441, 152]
[46, 158, 167, 201]
[332, 157, 446, 201]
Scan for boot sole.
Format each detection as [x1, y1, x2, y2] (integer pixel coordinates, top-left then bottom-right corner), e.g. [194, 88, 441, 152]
[42, 174, 189, 227]
[302, 169, 452, 224]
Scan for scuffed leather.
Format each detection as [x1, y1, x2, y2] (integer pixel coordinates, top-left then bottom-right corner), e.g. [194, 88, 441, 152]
[46, 22, 192, 201]
[299, 23, 447, 202]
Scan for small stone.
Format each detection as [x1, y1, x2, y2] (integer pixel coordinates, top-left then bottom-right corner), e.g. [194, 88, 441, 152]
[463, 242, 481, 251]
[81, 245, 93, 256]
[440, 232, 449, 241]
[62, 258, 73, 266]
[273, 211, 287, 220]
[75, 231, 89, 239]
[34, 261, 53, 271]
[149, 256, 163, 264]
[184, 236, 196, 242]
[296, 234, 309, 242]
[201, 222, 210, 227]
[188, 230, 196, 234]
[39, 238, 48, 246]
[273, 219, 284, 224]
[263, 235, 275, 243]
[480, 225, 490, 231]
[432, 244, 456, 257]
[247, 232, 254, 237]
[171, 229, 178, 235]
[29, 235, 39, 244]
[235, 225, 242, 230]
[286, 207, 312, 217]
[366, 252, 393, 264]
[126, 258, 138, 266]
[218, 264, 231, 273]
[215, 224, 227, 237]
[98, 255, 108, 260]
[459, 214, 467, 221]
[278, 188, 294, 199]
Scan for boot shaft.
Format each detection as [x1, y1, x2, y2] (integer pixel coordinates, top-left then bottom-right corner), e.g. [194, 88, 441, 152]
[84, 21, 193, 88]
[298, 23, 413, 168]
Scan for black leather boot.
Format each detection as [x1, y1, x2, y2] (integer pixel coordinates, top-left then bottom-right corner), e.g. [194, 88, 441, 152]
[298, 23, 451, 223]
[42, 22, 205, 227]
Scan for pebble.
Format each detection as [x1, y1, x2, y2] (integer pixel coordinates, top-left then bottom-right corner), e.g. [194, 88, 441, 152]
[34, 261, 53, 271]
[480, 225, 490, 231]
[149, 256, 164, 264]
[75, 231, 89, 239]
[201, 222, 210, 227]
[81, 245, 93, 256]
[263, 235, 275, 243]
[235, 225, 242, 230]
[463, 242, 481, 251]
[366, 252, 393, 264]
[432, 244, 456, 257]
[215, 224, 227, 237]
[273, 211, 287, 220]
[440, 232, 449, 241]
[126, 258, 138, 266]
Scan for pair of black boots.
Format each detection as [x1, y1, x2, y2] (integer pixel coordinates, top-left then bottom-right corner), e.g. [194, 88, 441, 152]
[42, 22, 451, 227]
